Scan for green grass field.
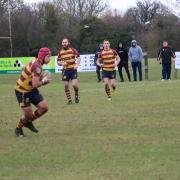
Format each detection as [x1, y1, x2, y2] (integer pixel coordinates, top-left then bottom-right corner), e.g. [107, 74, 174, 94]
[1, 60, 180, 180]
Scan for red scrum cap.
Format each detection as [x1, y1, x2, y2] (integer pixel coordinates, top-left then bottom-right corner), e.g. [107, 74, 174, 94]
[38, 47, 51, 61]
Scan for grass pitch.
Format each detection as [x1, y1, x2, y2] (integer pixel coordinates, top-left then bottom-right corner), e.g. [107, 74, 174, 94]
[1, 60, 180, 180]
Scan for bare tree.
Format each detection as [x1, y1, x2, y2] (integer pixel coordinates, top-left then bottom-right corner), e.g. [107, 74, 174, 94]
[53, 0, 107, 19]
[167, 0, 180, 17]
[136, 0, 160, 25]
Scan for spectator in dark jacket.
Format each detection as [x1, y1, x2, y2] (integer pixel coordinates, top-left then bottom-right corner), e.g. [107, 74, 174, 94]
[116, 41, 131, 82]
[157, 41, 176, 80]
[94, 44, 103, 82]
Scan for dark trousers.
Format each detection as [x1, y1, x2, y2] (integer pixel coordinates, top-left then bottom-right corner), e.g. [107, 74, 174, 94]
[96, 65, 102, 81]
[162, 63, 171, 79]
[131, 62, 142, 81]
[118, 63, 131, 81]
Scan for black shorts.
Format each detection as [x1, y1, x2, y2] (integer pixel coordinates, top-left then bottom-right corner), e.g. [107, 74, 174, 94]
[62, 69, 78, 81]
[15, 89, 44, 108]
[102, 70, 116, 79]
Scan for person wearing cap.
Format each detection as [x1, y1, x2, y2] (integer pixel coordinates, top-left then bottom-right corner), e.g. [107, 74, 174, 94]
[14, 47, 52, 137]
[129, 40, 143, 81]
[157, 41, 176, 81]
[94, 44, 103, 82]
[116, 41, 131, 82]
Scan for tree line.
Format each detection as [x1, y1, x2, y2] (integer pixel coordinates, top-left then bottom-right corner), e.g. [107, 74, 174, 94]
[0, 0, 180, 57]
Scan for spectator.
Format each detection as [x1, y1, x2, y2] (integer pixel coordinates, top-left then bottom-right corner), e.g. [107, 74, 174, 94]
[94, 44, 103, 82]
[129, 40, 143, 81]
[157, 41, 176, 81]
[116, 41, 131, 82]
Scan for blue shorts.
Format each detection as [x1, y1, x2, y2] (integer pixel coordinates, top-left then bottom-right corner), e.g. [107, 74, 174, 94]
[62, 69, 78, 81]
[15, 89, 44, 108]
[102, 70, 116, 79]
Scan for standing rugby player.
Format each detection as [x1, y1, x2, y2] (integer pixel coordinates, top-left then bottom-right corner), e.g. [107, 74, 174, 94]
[15, 48, 51, 137]
[57, 38, 80, 104]
[97, 40, 120, 100]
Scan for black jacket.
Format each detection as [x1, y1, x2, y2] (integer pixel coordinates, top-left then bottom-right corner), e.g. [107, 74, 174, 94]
[158, 47, 176, 64]
[94, 49, 102, 65]
[116, 47, 128, 65]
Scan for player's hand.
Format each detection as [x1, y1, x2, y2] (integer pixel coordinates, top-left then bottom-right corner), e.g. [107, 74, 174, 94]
[74, 64, 78, 70]
[41, 72, 51, 85]
[99, 64, 104, 68]
[114, 63, 118, 67]
[62, 61, 67, 67]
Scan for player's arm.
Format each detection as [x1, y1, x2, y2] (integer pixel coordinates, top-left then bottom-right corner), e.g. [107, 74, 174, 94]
[32, 67, 50, 88]
[74, 56, 80, 70]
[115, 55, 120, 66]
[96, 52, 103, 67]
[75, 56, 81, 66]
[96, 57, 103, 67]
[113, 50, 120, 66]
[58, 60, 67, 66]
[73, 48, 81, 69]
[57, 53, 67, 66]
[32, 74, 43, 88]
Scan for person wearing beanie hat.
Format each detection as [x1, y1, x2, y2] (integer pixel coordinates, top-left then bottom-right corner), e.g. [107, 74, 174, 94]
[57, 38, 80, 105]
[129, 40, 143, 81]
[14, 47, 51, 137]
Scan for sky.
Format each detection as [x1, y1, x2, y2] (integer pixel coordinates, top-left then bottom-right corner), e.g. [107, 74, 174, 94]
[23, 0, 178, 14]
[23, 0, 137, 12]
[110, 0, 136, 12]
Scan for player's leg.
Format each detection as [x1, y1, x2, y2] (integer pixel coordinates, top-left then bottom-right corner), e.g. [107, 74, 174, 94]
[72, 79, 79, 103]
[64, 81, 72, 104]
[110, 71, 117, 92]
[110, 78, 117, 92]
[22, 101, 48, 133]
[27, 100, 48, 129]
[71, 70, 79, 103]
[31, 100, 48, 121]
[102, 70, 111, 100]
[22, 89, 48, 133]
[15, 106, 33, 137]
[104, 77, 111, 100]
[62, 70, 72, 104]
[15, 90, 32, 137]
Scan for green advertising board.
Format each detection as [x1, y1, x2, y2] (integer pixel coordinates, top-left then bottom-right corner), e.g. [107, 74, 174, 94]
[0, 57, 55, 74]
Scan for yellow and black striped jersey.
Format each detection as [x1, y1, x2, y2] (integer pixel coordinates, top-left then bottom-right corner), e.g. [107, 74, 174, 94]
[57, 47, 80, 70]
[99, 49, 118, 71]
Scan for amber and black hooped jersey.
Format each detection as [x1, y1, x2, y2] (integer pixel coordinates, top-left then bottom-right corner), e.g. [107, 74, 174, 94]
[57, 47, 80, 70]
[99, 49, 118, 71]
[15, 59, 42, 93]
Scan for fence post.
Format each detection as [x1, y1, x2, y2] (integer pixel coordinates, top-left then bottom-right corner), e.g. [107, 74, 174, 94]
[143, 52, 148, 80]
[174, 63, 177, 79]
